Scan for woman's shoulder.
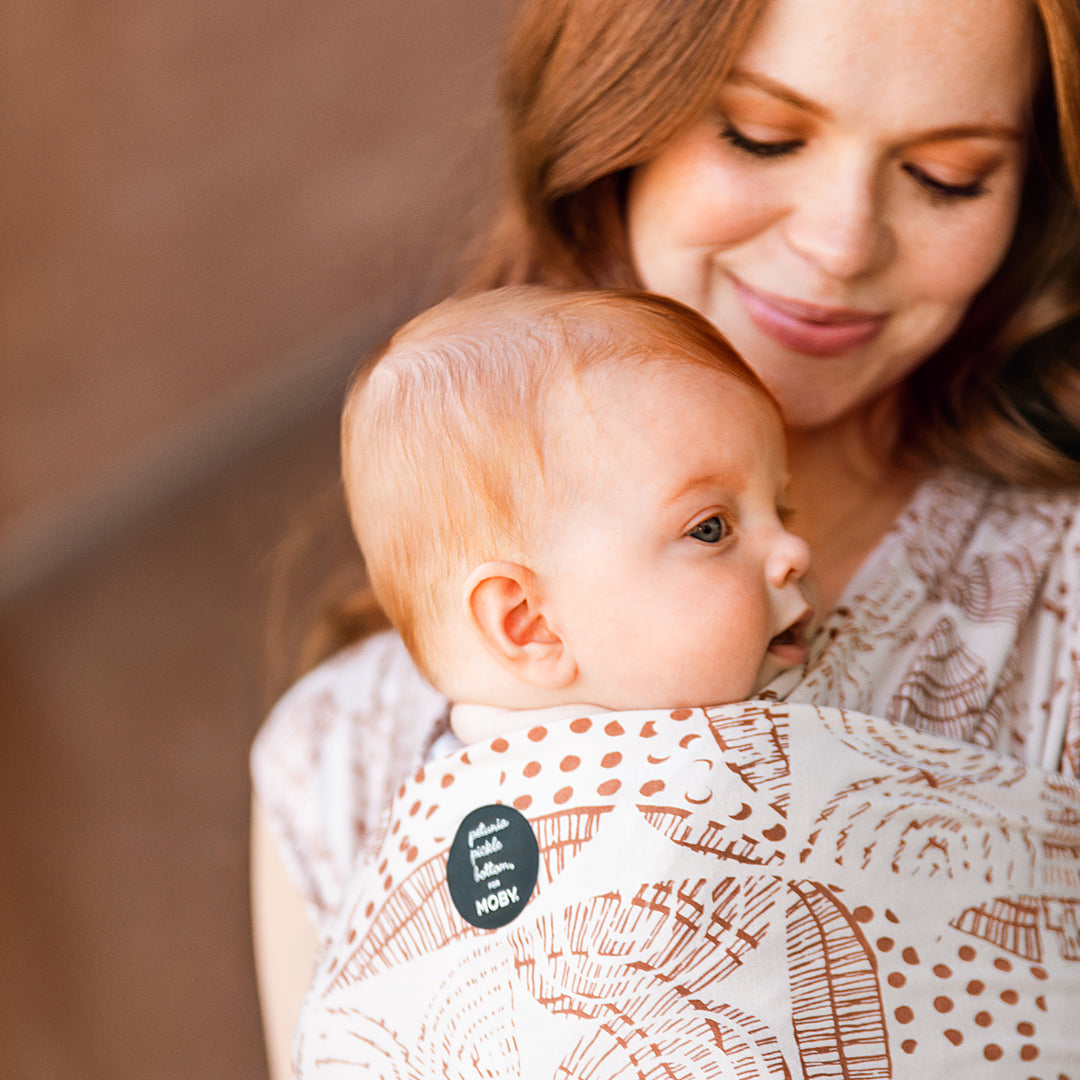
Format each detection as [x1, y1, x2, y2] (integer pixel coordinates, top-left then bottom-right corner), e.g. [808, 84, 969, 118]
[888, 470, 1080, 579]
[260, 629, 445, 731]
[251, 631, 449, 925]
[798, 470, 1080, 772]
[913, 468, 1080, 519]
[833, 470, 1080, 625]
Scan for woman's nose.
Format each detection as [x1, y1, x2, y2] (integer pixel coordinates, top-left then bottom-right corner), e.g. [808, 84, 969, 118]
[768, 529, 812, 588]
[782, 154, 894, 280]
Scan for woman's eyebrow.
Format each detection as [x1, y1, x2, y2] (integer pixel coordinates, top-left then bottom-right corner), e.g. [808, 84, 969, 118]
[725, 68, 1023, 143]
[727, 69, 831, 119]
[902, 124, 1024, 144]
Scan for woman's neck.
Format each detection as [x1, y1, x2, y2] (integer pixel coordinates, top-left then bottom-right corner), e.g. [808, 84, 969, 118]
[785, 402, 930, 613]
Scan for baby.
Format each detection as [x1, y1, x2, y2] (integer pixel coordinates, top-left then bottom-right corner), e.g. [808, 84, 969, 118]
[342, 285, 813, 745]
[291, 286, 1080, 1078]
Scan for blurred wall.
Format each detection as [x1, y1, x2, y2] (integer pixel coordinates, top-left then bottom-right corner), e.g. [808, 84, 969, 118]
[1, 1, 510, 1077]
[2, 0, 507, 598]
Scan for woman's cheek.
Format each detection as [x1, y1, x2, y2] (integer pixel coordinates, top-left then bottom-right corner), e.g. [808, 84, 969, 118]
[682, 155, 784, 248]
[630, 178, 771, 305]
[911, 190, 1023, 305]
[628, 127, 781, 286]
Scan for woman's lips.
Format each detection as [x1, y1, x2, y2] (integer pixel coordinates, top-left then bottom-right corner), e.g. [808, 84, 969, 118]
[731, 276, 887, 356]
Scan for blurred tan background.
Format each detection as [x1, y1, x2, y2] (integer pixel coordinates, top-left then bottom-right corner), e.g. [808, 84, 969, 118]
[0, 2, 511, 1076]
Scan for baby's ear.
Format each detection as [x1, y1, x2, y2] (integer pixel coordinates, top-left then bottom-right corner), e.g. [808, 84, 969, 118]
[465, 562, 576, 689]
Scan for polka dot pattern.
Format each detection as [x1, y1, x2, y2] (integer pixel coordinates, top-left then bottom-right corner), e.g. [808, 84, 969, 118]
[396, 705, 797, 877]
[858, 900, 1063, 1070]
[303, 701, 1080, 1078]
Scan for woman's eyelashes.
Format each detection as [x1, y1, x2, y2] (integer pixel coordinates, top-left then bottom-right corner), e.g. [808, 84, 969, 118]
[687, 514, 731, 544]
[901, 162, 989, 201]
[718, 118, 992, 203]
[719, 121, 802, 159]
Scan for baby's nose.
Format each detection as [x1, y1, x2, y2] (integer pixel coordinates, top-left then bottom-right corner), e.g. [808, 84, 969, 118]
[768, 530, 812, 587]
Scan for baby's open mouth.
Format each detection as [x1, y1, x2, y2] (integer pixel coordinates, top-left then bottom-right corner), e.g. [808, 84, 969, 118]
[767, 610, 814, 667]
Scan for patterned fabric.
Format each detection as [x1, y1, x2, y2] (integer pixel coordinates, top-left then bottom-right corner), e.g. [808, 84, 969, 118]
[292, 703, 1080, 1078]
[776, 473, 1080, 775]
[251, 472, 1080, 934]
[252, 636, 449, 925]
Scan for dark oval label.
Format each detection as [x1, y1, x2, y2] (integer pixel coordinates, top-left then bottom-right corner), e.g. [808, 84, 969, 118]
[446, 804, 539, 929]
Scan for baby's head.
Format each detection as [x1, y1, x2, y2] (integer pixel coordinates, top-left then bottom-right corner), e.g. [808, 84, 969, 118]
[343, 287, 811, 716]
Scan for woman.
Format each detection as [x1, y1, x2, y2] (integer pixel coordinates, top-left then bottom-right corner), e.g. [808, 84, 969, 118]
[251, 0, 1080, 1073]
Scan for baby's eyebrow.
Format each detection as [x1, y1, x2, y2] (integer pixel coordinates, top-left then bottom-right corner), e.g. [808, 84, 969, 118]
[660, 472, 732, 510]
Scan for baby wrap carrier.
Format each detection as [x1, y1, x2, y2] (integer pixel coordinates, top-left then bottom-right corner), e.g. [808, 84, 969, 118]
[293, 702, 1080, 1078]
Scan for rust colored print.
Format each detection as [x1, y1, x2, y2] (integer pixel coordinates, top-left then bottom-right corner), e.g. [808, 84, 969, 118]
[785, 881, 891, 1078]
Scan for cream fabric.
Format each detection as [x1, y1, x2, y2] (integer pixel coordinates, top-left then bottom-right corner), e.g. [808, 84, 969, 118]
[293, 703, 1080, 1077]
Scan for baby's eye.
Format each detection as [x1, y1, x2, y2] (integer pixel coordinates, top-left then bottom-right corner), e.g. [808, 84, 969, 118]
[687, 515, 729, 544]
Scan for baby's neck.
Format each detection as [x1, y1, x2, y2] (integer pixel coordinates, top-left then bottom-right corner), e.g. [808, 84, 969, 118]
[449, 701, 611, 746]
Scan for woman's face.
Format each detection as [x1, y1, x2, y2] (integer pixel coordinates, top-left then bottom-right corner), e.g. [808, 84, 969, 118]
[627, 0, 1038, 431]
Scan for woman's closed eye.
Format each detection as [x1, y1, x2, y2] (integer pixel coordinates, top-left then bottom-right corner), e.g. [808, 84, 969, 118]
[687, 515, 730, 543]
[720, 120, 802, 159]
[901, 162, 988, 202]
[720, 117, 993, 203]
